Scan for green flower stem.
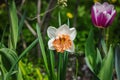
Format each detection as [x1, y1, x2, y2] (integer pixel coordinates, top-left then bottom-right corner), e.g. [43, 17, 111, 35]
[57, 12, 62, 80]
[105, 27, 109, 48]
[49, 51, 56, 80]
[99, 28, 107, 55]
[57, 12, 69, 80]
[57, 52, 68, 80]
[58, 12, 61, 26]
[58, 53, 63, 80]
[62, 52, 68, 80]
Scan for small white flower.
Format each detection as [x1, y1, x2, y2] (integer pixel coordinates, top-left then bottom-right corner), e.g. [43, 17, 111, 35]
[47, 24, 76, 53]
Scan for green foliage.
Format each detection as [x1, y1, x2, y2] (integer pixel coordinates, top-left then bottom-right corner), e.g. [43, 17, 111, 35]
[0, 48, 18, 80]
[18, 11, 26, 35]
[0, 0, 120, 80]
[85, 29, 114, 80]
[95, 48, 102, 73]
[49, 51, 56, 80]
[7, 38, 39, 79]
[0, 48, 18, 67]
[101, 38, 107, 55]
[9, 0, 18, 49]
[36, 24, 50, 76]
[98, 45, 114, 80]
[19, 61, 45, 80]
[85, 28, 97, 73]
[115, 44, 120, 80]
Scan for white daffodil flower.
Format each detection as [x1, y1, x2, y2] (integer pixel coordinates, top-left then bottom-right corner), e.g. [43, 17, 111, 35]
[47, 24, 76, 53]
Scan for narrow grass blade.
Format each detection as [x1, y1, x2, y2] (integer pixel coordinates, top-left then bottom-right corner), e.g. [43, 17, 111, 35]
[1, 25, 7, 44]
[18, 11, 26, 35]
[36, 24, 50, 75]
[98, 45, 114, 80]
[115, 44, 120, 80]
[8, 36, 13, 49]
[9, 0, 18, 49]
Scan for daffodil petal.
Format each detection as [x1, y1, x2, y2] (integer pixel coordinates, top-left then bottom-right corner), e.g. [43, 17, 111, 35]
[47, 26, 57, 38]
[48, 38, 55, 50]
[56, 24, 70, 35]
[69, 28, 77, 40]
[66, 42, 75, 53]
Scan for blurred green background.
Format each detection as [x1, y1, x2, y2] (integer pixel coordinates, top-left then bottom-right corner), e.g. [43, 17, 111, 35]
[0, 0, 120, 80]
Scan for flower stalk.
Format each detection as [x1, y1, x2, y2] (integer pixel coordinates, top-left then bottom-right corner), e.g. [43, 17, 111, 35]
[105, 28, 109, 49]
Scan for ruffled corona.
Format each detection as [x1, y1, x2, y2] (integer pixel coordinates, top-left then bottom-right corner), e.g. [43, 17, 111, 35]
[53, 34, 72, 53]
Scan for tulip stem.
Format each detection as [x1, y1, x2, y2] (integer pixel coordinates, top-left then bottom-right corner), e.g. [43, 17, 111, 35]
[105, 28, 109, 49]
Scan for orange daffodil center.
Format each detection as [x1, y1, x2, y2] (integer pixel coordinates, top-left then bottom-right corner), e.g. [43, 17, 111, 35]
[53, 34, 72, 53]
[47, 24, 76, 53]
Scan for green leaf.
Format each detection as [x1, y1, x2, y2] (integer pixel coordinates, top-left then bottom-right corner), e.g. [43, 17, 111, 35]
[0, 43, 5, 48]
[58, 53, 63, 80]
[62, 52, 68, 80]
[96, 48, 102, 65]
[101, 38, 107, 55]
[49, 51, 56, 80]
[1, 25, 7, 44]
[115, 44, 120, 80]
[0, 48, 18, 80]
[36, 24, 50, 76]
[0, 55, 7, 80]
[18, 11, 26, 35]
[0, 48, 18, 66]
[8, 36, 13, 50]
[7, 38, 38, 80]
[94, 48, 102, 74]
[98, 45, 114, 80]
[9, 0, 18, 49]
[85, 29, 96, 73]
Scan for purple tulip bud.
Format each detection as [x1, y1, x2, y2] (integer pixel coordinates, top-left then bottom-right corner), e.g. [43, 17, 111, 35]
[91, 2, 116, 28]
